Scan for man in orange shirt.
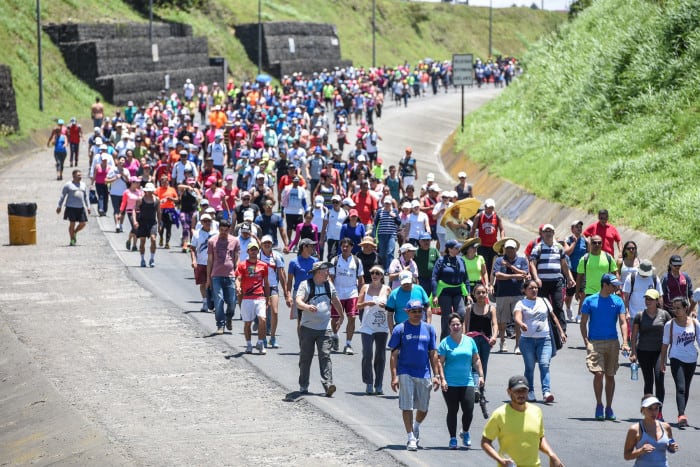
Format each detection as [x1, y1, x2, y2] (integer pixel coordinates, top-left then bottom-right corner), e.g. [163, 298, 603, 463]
[236, 240, 270, 354]
[154, 174, 179, 249]
[208, 105, 227, 129]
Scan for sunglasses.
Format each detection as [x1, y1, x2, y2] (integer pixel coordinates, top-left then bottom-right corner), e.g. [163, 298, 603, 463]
[591, 241, 603, 245]
[370, 271, 383, 276]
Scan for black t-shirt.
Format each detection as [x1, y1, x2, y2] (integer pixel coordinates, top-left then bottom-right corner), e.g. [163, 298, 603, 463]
[356, 250, 380, 284]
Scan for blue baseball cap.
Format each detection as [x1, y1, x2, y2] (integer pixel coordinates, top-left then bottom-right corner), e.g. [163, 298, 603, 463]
[444, 239, 461, 250]
[405, 299, 424, 311]
[419, 232, 432, 241]
[601, 273, 622, 287]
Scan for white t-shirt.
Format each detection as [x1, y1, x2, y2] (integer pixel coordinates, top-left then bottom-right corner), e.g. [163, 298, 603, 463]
[297, 279, 337, 331]
[662, 320, 700, 363]
[359, 292, 389, 334]
[190, 228, 214, 265]
[514, 297, 551, 339]
[622, 274, 663, 317]
[330, 254, 363, 300]
[324, 208, 348, 240]
[407, 212, 429, 239]
[432, 201, 450, 234]
[260, 250, 285, 288]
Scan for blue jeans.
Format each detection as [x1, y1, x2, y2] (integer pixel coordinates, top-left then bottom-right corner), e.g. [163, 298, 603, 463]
[212, 276, 236, 328]
[377, 233, 396, 270]
[519, 336, 552, 395]
[473, 334, 492, 379]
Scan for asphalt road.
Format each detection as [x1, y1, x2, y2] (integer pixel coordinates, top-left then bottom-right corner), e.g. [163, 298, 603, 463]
[97, 88, 699, 466]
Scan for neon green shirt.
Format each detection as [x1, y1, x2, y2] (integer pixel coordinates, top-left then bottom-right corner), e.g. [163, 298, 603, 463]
[577, 252, 617, 295]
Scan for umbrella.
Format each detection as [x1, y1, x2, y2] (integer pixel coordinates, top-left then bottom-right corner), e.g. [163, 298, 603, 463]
[256, 73, 272, 84]
[440, 198, 481, 241]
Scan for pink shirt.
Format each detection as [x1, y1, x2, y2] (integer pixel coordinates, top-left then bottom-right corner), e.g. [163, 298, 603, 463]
[208, 234, 240, 277]
[205, 187, 226, 212]
[94, 165, 109, 184]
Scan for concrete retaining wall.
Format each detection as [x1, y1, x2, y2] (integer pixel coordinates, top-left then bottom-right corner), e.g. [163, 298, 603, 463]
[235, 22, 351, 79]
[440, 132, 700, 280]
[43, 22, 191, 43]
[0, 64, 19, 134]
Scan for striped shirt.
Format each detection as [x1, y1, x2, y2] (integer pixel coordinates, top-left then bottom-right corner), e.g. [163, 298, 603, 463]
[530, 242, 565, 282]
[373, 208, 401, 236]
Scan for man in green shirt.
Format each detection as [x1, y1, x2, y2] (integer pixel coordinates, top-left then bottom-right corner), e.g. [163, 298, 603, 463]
[576, 235, 618, 301]
[415, 232, 439, 294]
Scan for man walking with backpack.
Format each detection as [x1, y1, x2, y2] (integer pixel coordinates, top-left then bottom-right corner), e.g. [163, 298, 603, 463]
[330, 238, 365, 354]
[296, 261, 346, 396]
[576, 235, 618, 303]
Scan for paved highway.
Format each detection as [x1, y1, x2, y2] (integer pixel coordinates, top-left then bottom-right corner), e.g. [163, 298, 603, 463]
[97, 88, 698, 466]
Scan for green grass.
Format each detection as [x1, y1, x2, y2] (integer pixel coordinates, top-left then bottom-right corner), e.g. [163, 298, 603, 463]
[454, 0, 700, 251]
[0, 0, 563, 144]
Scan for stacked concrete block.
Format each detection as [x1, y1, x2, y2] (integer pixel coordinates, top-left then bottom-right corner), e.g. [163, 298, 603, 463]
[43, 22, 221, 105]
[235, 22, 352, 80]
[0, 64, 19, 133]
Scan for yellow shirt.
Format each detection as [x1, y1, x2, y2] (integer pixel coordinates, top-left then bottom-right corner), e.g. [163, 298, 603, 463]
[482, 402, 544, 467]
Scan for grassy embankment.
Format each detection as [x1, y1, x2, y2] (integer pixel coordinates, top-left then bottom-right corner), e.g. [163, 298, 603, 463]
[0, 0, 563, 144]
[455, 0, 700, 252]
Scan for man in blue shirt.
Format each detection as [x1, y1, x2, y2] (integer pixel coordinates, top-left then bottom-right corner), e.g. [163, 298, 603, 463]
[286, 238, 318, 332]
[388, 299, 441, 451]
[580, 273, 629, 421]
[386, 271, 430, 330]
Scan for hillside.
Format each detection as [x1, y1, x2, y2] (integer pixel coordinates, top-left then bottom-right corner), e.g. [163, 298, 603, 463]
[0, 0, 563, 142]
[455, 0, 700, 251]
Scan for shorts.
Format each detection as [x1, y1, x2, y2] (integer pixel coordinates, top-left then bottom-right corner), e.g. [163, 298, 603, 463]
[495, 295, 520, 323]
[285, 214, 303, 230]
[333, 297, 358, 319]
[586, 339, 620, 376]
[136, 221, 158, 238]
[240, 298, 266, 322]
[64, 206, 87, 223]
[398, 374, 432, 412]
[194, 264, 208, 285]
[269, 285, 279, 296]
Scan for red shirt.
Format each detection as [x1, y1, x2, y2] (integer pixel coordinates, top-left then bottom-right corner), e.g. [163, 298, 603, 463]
[476, 212, 500, 247]
[236, 259, 268, 298]
[583, 222, 620, 255]
[352, 190, 378, 225]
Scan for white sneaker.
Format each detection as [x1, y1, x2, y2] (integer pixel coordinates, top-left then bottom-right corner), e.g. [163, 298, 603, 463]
[344, 344, 354, 355]
[256, 341, 266, 355]
[544, 392, 554, 403]
[514, 347, 521, 355]
[527, 391, 536, 402]
[576, 313, 582, 323]
[407, 438, 418, 451]
[499, 341, 508, 353]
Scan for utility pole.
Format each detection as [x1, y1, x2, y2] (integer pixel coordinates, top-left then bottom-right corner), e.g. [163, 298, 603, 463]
[37, 0, 43, 111]
[488, 0, 493, 58]
[257, 0, 262, 75]
[149, 0, 153, 43]
[372, 0, 376, 68]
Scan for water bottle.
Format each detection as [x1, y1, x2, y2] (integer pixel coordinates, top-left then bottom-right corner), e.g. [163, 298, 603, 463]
[668, 438, 675, 453]
[631, 362, 639, 381]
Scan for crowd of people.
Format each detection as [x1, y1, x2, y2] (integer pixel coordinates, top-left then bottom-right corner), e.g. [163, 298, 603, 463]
[51, 60, 698, 464]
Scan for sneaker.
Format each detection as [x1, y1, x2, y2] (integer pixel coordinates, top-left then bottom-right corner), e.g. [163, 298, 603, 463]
[499, 341, 508, 353]
[69, 237, 76, 246]
[448, 438, 458, 450]
[544, 392, 554, 403]
[605, 406, 616, 421]
[375, 385, 383, 395]
[344, 344, 354, 355]
[299, 387, 309, 395]
[140, 259, 147, 268]
[527, 391, 536, 402]
[149, 259, 155, 268]
[262, 338, 268, 348]
[514, 346, 521, 355]
[200, 302, 208, 312]
[164, 243, 170, 249]
[332, 335, 340, 352]
[595, 404, 604, 420]
[678, 415, 688, 428]
[407, 438, 418, 451]
[245, 343, 253, 354]
[325, 384, 336, 397]
[216, 327, 224, 335]
[256, 341, 266, 355]
[366, 384, 374, 394]
[126, 239, 131, 250]
[270, 336, 279, 348]
[131, 245, 137, 252]
[225, 318, 232, 331]
[461, 431, 471, 448]
[115, 227, 122, 233]
[159, 238, 163, 247]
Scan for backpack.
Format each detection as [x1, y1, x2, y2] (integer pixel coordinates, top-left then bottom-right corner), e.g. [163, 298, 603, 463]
[331, 254, 362, 279]
[629, 273, 659, 295]
[305, 278, 332, 302]
[300, 223, 315, 241]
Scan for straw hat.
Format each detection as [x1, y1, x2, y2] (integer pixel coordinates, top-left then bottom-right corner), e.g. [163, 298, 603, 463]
[358, 235, 376, 247]
[493, 237, 521, 256]
[459, 237, 481, 255]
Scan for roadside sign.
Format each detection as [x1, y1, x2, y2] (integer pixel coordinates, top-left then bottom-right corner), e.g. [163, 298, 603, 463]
[452, 53, 473, 87]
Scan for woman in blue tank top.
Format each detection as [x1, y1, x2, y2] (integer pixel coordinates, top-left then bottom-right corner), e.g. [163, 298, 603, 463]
[624, 395, 678, 466]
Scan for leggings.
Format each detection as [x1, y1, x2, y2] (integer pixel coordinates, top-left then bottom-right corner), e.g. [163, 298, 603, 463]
[636, 349, 664, 402]
[54, 151, 67, 172]
[160, 210, 173, 242]
[669, 358, 695, 416]
[441, 385, 475, 438]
